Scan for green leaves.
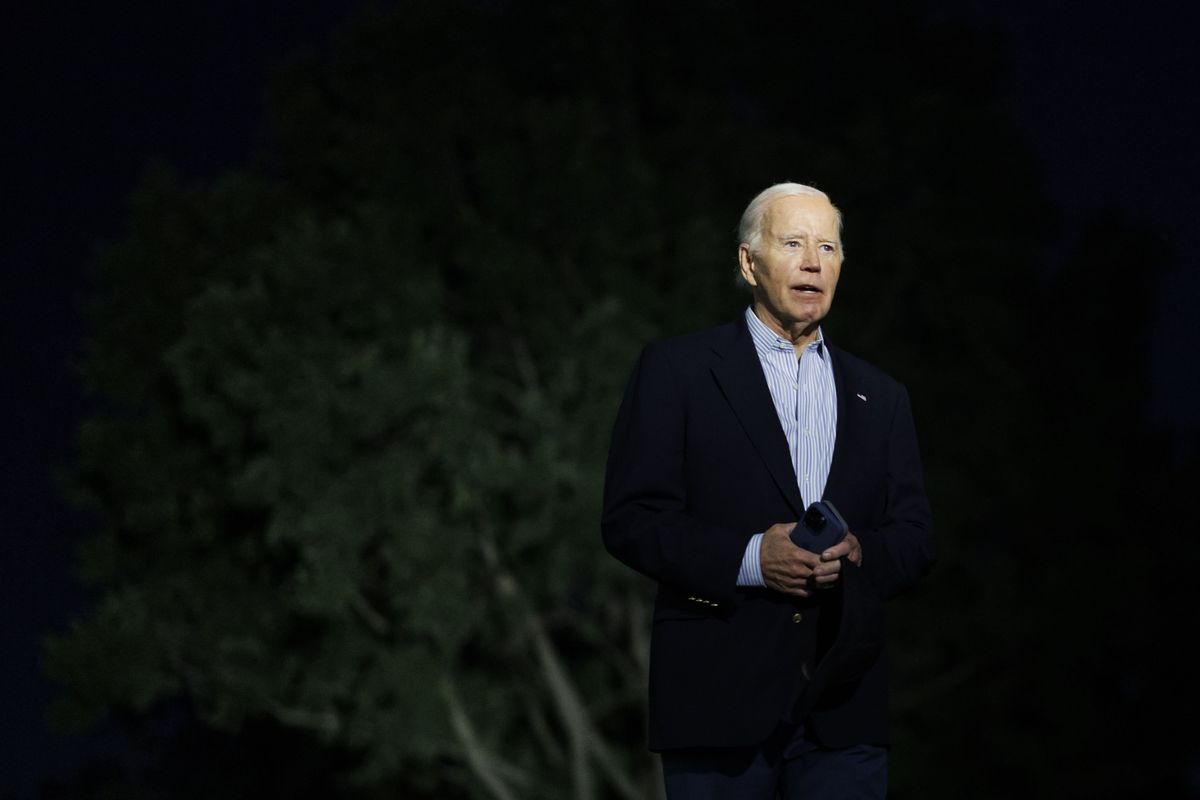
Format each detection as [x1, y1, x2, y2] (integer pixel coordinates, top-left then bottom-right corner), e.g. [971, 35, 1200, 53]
[62, 168, 658, 791]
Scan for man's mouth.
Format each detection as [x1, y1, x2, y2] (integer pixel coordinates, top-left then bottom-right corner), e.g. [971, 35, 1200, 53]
[791, 284, 822, 294]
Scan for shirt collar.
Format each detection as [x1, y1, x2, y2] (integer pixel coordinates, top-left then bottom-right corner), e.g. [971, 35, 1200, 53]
[744, 306, 827, 358]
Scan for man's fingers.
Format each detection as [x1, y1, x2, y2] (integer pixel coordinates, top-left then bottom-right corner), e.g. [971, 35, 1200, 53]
[820, 532, 862, 566]
[810, 558, 842, 588]
[812, 559, 841, 576]
[761, 523, 827, 598]
[764, 563, 816, 594]
[821, 543, 849, 561]
[764, 577, 810, 597]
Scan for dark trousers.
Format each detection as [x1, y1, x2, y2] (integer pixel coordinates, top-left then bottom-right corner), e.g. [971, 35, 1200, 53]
[661, 722, 887, 800]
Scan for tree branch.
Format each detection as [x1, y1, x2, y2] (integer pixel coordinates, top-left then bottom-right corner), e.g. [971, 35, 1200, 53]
[441, 677, 528, 800]
[480, 537, 640, 800]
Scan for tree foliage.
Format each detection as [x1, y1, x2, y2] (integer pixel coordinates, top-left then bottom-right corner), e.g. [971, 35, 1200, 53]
[45, 1, 1191, 797]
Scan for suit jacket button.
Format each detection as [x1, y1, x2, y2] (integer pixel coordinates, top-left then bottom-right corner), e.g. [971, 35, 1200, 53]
[792, 612, 804, 624]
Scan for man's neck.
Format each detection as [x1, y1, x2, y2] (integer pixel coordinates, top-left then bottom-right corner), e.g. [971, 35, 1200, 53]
[751, 305, 820, 359]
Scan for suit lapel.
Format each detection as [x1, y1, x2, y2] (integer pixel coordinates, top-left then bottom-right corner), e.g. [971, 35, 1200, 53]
[709, 317, 806, 518]
[826, 344, 865, 497]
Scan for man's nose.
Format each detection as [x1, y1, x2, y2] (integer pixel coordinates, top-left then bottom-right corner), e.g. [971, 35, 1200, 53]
[801, 243, 821, 270]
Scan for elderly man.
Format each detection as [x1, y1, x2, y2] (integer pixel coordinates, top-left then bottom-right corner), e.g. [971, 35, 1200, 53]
[602, 182, 934, 799]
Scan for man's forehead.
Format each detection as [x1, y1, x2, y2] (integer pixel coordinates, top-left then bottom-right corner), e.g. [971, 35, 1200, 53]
[763, 195, 838, 233]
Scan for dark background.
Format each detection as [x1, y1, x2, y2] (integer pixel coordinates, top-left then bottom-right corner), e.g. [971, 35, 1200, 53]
[4, 6, 367, 794]
[4, 1, 1198, 797]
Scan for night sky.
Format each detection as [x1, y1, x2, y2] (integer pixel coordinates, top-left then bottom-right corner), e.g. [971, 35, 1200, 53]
[3, 2, 1197, 795]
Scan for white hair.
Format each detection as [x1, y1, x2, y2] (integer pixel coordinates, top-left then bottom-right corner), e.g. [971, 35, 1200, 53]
[737, 182, 842, 253]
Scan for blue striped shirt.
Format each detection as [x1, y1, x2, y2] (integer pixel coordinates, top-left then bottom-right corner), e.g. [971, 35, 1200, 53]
[736, 307, 839, 586]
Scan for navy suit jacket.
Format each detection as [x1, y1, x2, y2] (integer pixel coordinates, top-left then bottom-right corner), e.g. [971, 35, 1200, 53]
[601, 314, 934, 751]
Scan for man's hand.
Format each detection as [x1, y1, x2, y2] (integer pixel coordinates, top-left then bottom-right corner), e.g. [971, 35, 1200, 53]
[760, 522, 821, 597]
[811, 530, 862, 585]
[761, 525, 862, 597]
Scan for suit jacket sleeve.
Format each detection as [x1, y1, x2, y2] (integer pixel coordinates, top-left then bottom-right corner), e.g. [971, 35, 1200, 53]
[854, 385, 935, 600]
[601, 342, 752, 606]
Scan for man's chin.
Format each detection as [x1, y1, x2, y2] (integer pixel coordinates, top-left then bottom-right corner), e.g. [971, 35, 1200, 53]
[783, 308, 827, 330]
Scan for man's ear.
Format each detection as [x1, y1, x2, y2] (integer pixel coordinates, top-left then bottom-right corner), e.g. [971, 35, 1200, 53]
[737, 244, 757, 287]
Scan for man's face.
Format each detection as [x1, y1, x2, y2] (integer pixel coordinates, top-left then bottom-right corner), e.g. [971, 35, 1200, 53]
[738, 194, 843, 339]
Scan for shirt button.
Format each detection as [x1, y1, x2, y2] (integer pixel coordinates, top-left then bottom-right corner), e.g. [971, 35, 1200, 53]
[792, 612, 804, 624]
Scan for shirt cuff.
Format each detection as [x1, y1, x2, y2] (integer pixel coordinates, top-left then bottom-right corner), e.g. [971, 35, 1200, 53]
[736, 532, 766, 587]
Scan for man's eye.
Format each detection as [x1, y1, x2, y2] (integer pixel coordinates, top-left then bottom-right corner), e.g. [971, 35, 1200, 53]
[820, 244, 835, 252]
[785, 241, 800, 248]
